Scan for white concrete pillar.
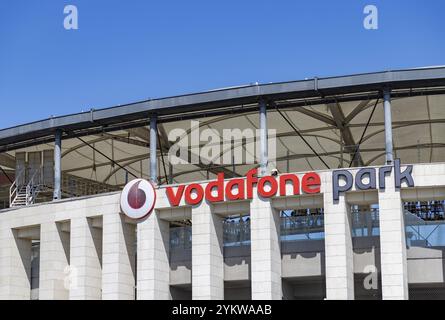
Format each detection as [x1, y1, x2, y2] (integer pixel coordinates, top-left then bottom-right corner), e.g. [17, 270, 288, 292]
[0, 227, 31, 300]
[69, 217, 102, 300]
[250, 194, 282, 300]
[324, 190, 354, 300]
[192, 202, 224, 300]
[378, 175, 409, 300]
[136, 212, 170, 300]
[102, 213, 136, 300]
[39, 222, 70, 300]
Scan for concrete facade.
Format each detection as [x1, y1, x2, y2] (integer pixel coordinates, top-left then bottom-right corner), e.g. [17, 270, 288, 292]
[69, 216, 103, 300]
[0, 163, 445, 300]
[378, 175, 409, 300]
[323, 188, 354, 300]
[250, 193, 282, 300]
[136, 210, 170, 300]
[191, 201, 224, 300]
[39, 221, 70, 300]
[102, 213, 136, 300]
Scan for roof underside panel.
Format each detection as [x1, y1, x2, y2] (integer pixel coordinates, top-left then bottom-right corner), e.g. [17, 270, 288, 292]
[3, 92, 444, 187]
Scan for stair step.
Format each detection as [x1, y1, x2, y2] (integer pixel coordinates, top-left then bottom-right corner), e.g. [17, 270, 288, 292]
[10, 182, 43, 208]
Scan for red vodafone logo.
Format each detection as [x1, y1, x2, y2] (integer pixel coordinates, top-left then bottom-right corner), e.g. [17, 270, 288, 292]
[120, 179, 156, 220]
[166, 169, 321, 207]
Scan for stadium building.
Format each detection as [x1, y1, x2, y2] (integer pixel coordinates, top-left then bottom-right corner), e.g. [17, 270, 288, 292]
[0, 67, 445, 300]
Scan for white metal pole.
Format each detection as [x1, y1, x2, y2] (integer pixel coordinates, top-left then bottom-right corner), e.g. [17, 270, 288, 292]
[383, 89, 394, 165]
[53, 129, 62, 200]
[150, 115, 158, 184]
[259, 99, 268, 176]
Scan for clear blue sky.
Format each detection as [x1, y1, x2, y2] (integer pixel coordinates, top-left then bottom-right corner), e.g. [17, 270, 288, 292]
[0, 0, 444, 129]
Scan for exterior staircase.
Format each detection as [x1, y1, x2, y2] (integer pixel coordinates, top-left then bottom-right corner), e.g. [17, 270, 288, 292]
[9, 166, 121, 208]
[10, 186, 28, 207]
[9, 168, 42, 208]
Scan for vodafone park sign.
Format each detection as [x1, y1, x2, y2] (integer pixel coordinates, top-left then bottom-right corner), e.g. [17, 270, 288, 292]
[120, 160, 414, 220]
[120, 169, 320, 219]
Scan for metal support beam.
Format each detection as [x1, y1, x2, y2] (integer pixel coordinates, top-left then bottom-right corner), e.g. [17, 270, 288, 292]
[383, 89, 394, 165]
[53, 129, 62, 200]
[128, 125, 240, 180]
[259, 99, 268, 176]
[328, 102, 363, 167]
[274, 103, 330, 170]
[168, 162, 173, 184]
[286, 150, 290, 173]
[290, 106, 336, 126]
[150, 115, 158, 184]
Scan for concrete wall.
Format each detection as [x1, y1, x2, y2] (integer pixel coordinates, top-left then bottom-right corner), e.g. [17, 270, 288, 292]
[407, 246, 445, 284]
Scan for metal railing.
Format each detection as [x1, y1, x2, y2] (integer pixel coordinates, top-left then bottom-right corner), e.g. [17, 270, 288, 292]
[9, 167, 25, 206]
[9, 167, 44, 207]
[26, 168, 43, 205]
[61, 174, 121, 197]
[405, 211, 445, 247]
[169, 226, 192, 263]
[351, 210, 380, 237]
[280, 214, 325, 241]
[224, 220, 251, 246]
[170, 226, 192, 250]
[9, 166, 123, 207]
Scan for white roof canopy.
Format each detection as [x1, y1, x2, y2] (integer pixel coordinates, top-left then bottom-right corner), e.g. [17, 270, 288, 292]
[5, 92, 445, 188]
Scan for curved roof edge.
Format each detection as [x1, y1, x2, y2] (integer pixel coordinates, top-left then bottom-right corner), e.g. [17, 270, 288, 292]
[1, 66, 445, 150]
